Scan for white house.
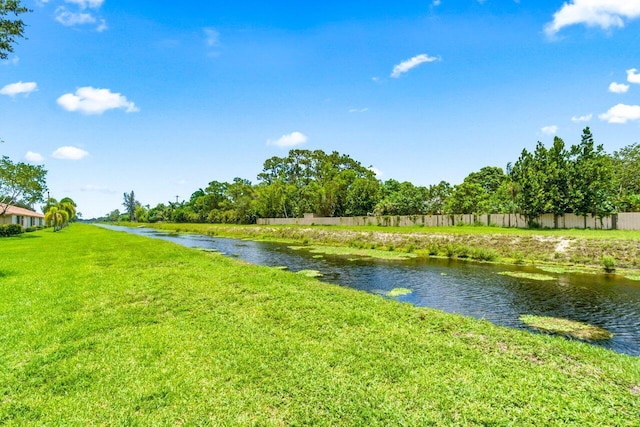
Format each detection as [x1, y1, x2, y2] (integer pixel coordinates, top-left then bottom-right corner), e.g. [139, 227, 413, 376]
[0, 204, 45, 228]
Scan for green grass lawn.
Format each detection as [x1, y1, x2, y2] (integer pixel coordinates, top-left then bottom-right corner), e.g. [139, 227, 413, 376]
[1, 224, 639, 425]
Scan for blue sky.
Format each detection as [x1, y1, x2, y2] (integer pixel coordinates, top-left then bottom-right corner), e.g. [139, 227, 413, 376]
[1, 0, 639, 218]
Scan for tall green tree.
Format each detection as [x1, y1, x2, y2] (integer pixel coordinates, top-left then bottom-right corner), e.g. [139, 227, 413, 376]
[612, 143, 640, 211]
[257, 149, 378, 218]
[374, 180, 428, 216]
[464, 166, 506, 194]
[0, 155, 47, 215]
[106, 209, 121, 222]
[122, 191, 138, 222]
[511, 146, 547, 225]
[225, 177, 256, 224]
[445, 181, 487, 214]
[445, 167, 508, 215]
[0, 0, 29, 60]
[546, 137, 571, 218]
[568, 127, 616, 221]
[424, 181, 452, 215]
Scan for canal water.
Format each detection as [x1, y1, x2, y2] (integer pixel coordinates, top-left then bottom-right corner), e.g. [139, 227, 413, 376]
[99, 225, 640, 356]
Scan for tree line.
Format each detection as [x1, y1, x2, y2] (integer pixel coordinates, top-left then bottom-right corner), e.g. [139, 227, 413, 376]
[101, 128, 640, 227]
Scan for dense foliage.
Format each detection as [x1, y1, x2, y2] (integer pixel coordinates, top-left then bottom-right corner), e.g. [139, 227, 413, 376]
[0, 155, 47, 216]
[44, 198, 76, 232]
[0, 223, 22, 236]
[102, 128, 639, 225]
[0, 0, 29, 60]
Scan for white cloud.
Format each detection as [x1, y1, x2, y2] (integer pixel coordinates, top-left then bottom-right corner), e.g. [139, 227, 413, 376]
[204, 27, 220, 47]
[55, 7, 96, 26]
[432, 0, 441, 6]
[0, 81, 37, 97]
[65, 0, 104, 9]
[57, 87, 139, 115]
[599, 104, 640, 124]
[627, 68, 640, 84]
[545, 1, 640, 37]
[52, 146, 89, 160]
[390, 54, 441, 78]
[541, 125, 558, 135]
[348, 107, 369, 113]
[2, 56, 19, 66]
[25, 151, 45, 163]
[609, 82, 630, 93]
[267, 131, 308, 148]
[571, 113, 593, 122]
[54, 0, 106, 31]
[96, 19, 108, 32]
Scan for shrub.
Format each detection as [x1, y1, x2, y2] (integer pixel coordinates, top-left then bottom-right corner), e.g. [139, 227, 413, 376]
[25, 226, 37, 233]
[456, 245, 470, 259]
[513, 252, 525, 264]
[427, 243, 440, 256]
[471, 247, 498, 261]
[444, 244, 457, 258]
[0, 224, 24, 237]
[602, 255, 616, 273]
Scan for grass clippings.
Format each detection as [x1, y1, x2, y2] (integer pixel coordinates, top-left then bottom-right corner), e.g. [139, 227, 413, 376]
[520, 315, 614, 340]
[498, 272, 555, 281]
[296, 269, 323, 278]
[386, 288, 413, 297]
[290, 245, 417, 261]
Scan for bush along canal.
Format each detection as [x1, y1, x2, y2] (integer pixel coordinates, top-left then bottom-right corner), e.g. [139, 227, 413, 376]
[99, 225, 640, 356]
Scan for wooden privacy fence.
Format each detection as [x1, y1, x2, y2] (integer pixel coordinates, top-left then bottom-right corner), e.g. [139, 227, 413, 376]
[257, 212, 640, 230]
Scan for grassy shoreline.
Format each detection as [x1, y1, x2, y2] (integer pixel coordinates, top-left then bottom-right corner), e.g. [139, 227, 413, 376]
[128, 222, 640, 277]
[1, 224, 639, 424]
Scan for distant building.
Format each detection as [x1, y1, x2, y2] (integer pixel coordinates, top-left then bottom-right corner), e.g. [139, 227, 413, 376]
[0, 204, 45, 228]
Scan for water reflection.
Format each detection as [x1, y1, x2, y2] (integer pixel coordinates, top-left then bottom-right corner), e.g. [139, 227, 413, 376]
[97, 225, 640, 356]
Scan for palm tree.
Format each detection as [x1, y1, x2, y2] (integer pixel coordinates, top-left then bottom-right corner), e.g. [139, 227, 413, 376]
[44, 206, 69, 232]
[57, 201, 76, 222]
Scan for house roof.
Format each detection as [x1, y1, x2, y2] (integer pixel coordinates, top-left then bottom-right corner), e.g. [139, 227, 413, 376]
[0, 204, 45, 218]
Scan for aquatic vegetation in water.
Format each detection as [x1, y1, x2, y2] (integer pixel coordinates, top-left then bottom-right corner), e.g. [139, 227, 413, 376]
[288, 245, 417, 261]
[498, 272, 555, 281]
[296, 269, 323, 278]
[519, 315, 613, 340]
[625, 275, 640, 281]
[538, 266, 567, 274]
[386, 287, 413, 297]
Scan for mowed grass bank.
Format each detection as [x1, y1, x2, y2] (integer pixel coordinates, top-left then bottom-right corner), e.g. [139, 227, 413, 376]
[1, 225, 639, 425]
[142, 222, 640, 273]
